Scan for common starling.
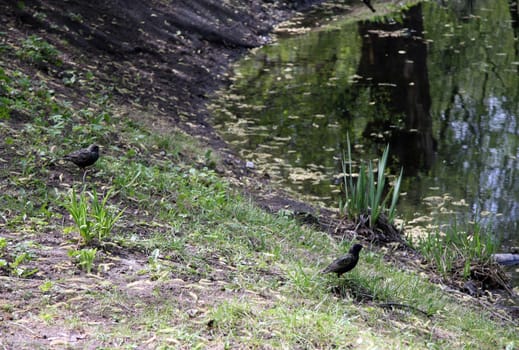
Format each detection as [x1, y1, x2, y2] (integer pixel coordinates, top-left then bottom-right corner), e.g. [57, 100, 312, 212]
[64, 144, 100, 169]
[362, 0, 376, 12]
[322, 243, 363, 277]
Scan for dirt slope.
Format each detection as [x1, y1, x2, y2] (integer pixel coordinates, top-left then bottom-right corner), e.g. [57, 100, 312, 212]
[2, 0, 320, 125]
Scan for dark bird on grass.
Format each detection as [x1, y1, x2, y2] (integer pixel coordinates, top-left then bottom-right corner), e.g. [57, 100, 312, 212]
[322, 243, 363, 277]
[64, 144, 100, 169]
[362, 0, 376, 12]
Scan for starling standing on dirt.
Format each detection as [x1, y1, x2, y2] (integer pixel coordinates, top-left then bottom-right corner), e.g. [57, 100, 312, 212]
[64, 144, 99, 169]
[362, 0, 376, 12]
[322, 243, 363, 277]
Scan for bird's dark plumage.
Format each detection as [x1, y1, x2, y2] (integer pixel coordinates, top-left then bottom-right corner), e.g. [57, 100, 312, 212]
[322, 243, 363, 277]
[362, 0, 376, 12]
[64, 144, 99, 169]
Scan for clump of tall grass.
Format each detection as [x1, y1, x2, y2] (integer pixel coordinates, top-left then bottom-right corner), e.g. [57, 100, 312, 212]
[339, 135, 403, 228]
[65, 188, 124, 245]
[410, 222, 499, 279]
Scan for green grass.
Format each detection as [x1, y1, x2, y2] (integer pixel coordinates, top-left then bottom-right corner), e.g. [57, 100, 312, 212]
[410, 222, 499, 279]
[0, 32, 517, 350]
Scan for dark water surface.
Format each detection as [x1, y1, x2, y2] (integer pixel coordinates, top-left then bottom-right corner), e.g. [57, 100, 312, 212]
[212, 1, 519, 260]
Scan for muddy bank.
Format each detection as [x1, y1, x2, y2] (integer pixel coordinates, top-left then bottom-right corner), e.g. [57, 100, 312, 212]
[2, 0, 335, 215]
[2, 0, 322, 126]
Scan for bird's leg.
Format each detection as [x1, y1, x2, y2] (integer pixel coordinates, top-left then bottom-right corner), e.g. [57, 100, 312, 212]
[362, 0, 376, 12]
[82, 169, 88, 183]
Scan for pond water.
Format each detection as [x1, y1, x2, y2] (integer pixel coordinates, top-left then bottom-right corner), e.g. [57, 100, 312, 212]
[212, 1, 519, 264]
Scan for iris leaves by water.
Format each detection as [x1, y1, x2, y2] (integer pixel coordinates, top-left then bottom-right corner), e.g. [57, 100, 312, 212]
[340, 134, 403, 228]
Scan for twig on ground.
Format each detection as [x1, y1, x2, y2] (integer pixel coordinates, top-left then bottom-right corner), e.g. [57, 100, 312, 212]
[377, 302, 432, 318]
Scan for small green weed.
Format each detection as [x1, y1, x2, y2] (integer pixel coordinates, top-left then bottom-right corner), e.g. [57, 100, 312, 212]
[9, 251, 37, 277]
[69, 248, 97, 273]
[147, 249, 171, 281]
[0, 247, 38, 278]
[16, 35, 62, 66]
[0, 239, 39, 277]
[39, 280, 54, 293]
[0, 237, 7, 270]
[67, 12, 84, 23]
[0, 68, 10, 119]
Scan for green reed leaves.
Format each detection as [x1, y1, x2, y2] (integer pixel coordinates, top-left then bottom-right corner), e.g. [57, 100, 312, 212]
[340, 134, 403, 227]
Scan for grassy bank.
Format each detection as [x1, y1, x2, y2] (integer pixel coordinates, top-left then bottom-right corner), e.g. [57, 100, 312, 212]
[0, 16, 518, 350]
